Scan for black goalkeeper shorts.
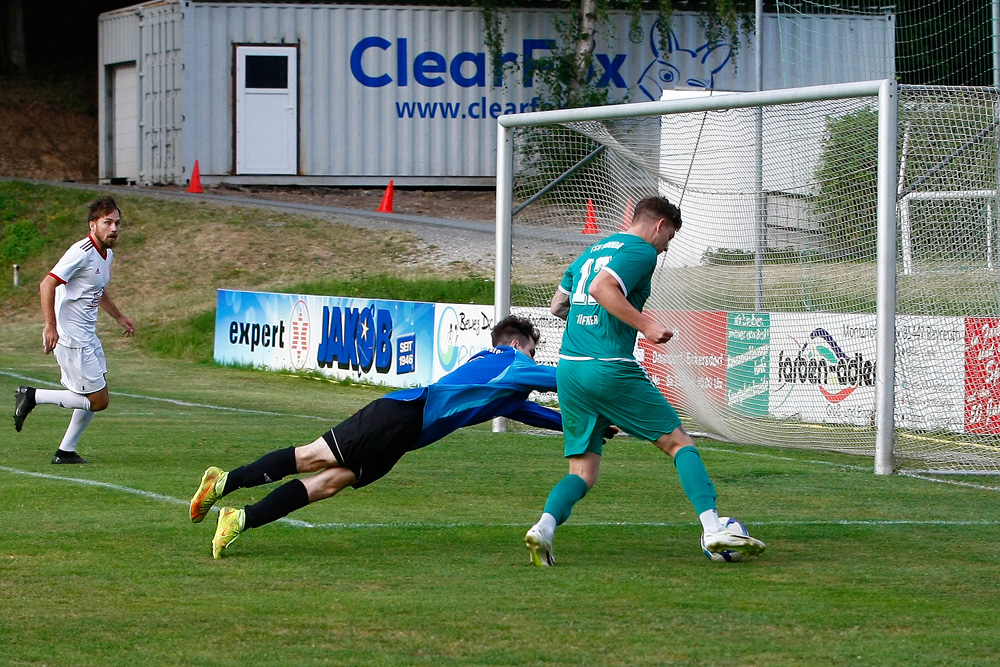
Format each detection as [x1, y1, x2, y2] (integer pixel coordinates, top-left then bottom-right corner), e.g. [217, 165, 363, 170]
[322, 397, 425, 488]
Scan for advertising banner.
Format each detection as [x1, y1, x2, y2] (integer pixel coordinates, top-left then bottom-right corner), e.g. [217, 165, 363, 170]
[214, 292, 981, 435]
[637, 310, 727, 411]
[726, 312, 771, 418]
[965, 317, 1000, 434]
[432, 303, 496, 378]
[769, 313, 878, 427]
[214, 290, 495, 387]
[895, 315, 965, 433]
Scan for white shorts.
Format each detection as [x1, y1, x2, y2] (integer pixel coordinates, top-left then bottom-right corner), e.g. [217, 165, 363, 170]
[54, 340, 108, 394]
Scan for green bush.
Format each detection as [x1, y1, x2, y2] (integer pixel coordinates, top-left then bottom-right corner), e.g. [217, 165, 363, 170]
[0, 220, 46, 266]
[701, 246, 822, 266]
[281, 275, 494, 304]
[136, 310, 219, 364]
[815, 94, 998, 262]
[814, 110, 880, 260]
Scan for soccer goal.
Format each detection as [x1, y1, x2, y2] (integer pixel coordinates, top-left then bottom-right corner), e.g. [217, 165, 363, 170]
[495, 80, 1000, 478]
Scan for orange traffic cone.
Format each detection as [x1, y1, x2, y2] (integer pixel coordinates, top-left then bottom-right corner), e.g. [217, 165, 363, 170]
[376, 180, 395, 213]
[582, 199, 599, 234]
[621, 196, 633, 230]
[187, 160, 203, 193]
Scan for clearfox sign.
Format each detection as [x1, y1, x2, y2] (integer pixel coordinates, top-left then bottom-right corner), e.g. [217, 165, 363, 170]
[347, 13, 740, 126]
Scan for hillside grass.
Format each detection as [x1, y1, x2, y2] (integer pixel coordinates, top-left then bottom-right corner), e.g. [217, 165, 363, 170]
[0, 181, 494, 363]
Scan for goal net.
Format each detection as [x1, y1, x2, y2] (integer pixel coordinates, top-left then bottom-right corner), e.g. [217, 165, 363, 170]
[496, 80, 1000, 477]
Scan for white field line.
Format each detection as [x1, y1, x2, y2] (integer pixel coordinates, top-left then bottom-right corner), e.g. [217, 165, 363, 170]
[0, 465, 311, 528]
[2, 465, 998, 530]
[0, 369, 329, 421]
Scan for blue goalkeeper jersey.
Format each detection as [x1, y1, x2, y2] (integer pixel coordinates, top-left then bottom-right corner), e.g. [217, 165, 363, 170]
[384, 345, 561, 450]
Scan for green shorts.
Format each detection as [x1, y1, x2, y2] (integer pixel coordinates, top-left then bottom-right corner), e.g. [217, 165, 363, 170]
[556, 358, 682, 457]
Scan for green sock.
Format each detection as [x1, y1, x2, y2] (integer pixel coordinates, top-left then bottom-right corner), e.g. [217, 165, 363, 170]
[673, 446, 717, 515]
[542, 474, 589, 525]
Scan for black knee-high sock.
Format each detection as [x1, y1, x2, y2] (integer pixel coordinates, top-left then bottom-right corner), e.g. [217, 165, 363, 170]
[243, 479, 310, 529]
[223, 446, 297, 495]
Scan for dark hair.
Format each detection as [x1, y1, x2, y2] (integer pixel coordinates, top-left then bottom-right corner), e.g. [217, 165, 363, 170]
[491, 315, 540, 347]
[634, 196, 682, 231]
[88, 196, 120, 223]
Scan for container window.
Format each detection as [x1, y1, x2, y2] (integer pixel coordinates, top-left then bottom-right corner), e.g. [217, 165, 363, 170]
[245, 55, 288, 89]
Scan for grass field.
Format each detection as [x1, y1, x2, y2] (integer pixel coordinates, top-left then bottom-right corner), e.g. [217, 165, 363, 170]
[3, 345, 1000, 666]
[3, 181, 1000, 664]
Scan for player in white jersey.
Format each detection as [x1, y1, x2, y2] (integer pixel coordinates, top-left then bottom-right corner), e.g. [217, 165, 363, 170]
[13, 196, 135, 464]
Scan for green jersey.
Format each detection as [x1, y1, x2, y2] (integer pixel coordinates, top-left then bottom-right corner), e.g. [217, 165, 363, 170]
[558, 232, 657, 361]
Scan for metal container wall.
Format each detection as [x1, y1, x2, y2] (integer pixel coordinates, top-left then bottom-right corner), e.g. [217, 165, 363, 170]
[140, 2, 183, 184]
[100, 7, 141, 65]
[102, 2, 894, 185]
[99, 1, 182, 185]
[97, 6, 141, 182]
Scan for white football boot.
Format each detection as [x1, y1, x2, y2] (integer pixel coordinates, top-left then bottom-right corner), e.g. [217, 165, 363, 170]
[702, 526, 766, 560]
[525, 524, 556, 567]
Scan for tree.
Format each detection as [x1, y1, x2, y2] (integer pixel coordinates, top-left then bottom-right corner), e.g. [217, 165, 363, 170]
[480, 0, 753, 109]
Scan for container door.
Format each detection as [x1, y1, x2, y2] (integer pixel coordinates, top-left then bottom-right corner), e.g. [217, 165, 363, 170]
[111, 63, 139, 183]
[235, 46, 297, 175]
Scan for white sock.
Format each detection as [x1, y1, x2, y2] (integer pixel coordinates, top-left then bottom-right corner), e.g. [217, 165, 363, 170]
[536, 513, 557, 538]
[35, 389, 91, 410]
[699, 509, 723, 533]
[58, 409, 96, 452]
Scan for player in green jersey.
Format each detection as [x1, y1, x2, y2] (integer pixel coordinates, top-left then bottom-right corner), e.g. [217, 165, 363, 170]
[524, 196, 766, 566]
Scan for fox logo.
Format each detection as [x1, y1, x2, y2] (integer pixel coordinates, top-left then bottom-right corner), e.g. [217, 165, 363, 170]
[638, 22, 732, 101]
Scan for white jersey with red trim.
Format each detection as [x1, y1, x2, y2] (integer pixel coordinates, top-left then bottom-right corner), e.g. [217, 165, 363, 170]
[48, 235, 113, 346]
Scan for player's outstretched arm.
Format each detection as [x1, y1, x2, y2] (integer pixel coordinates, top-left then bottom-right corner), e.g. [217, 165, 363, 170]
[507, 401, 562, 432]
[99, 291, 135, 336]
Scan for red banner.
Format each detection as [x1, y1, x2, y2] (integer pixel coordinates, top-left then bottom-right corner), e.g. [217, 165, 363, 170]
[964, 317, 1000, 434]
[638, 310, 727, 410]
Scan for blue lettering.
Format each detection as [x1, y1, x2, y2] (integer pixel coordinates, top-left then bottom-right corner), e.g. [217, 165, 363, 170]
[451, 52, 486, 87]
[376, 309, 393, 373]
[340, 308, 360, 370]
[350, 36, 629, 92]
[356, 306, 376, 373]
[396, 101, 462, 118]
[494, 52, 519, 87]
[523, 39, 554, 87]
[317, 306, 343, 368]
[414, 51, 447, 87]
[319, 305, 396, 374]
[350, 36, 392, 87]
[397, 38, 408, 87]
[595, 53, 628, 88]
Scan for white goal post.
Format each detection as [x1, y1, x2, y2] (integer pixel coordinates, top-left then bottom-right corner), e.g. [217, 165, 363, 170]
[494, 80, 910, 474]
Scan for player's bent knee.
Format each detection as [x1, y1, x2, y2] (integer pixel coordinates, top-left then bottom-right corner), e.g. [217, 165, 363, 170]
[88, 392, 110, 411]
[304, 466, 356, 501]
[656, 427, 694, 457]
[296, 439, 340, 472]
